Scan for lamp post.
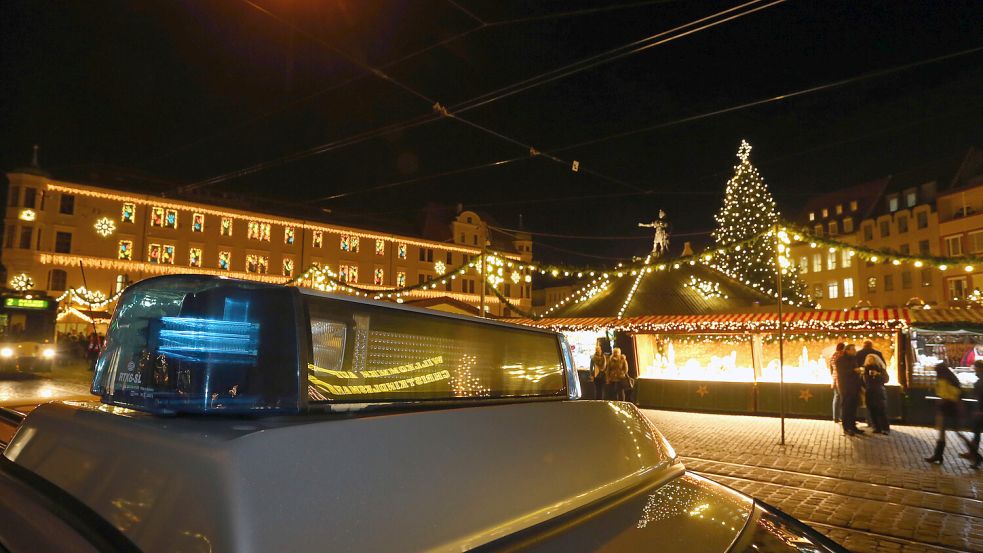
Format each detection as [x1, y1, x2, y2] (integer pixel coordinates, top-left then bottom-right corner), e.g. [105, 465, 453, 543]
[773, 224, 786, 446]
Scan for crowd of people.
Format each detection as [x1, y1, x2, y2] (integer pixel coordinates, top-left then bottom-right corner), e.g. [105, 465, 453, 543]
[56, 330, 104, 370]
[829, 339, 983, 468]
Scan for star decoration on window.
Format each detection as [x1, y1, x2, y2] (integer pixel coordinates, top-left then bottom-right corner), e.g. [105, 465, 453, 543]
[94, 217, 117, 237]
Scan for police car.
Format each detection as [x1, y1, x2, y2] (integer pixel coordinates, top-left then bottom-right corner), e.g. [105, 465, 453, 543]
[0, 275, 845, 553]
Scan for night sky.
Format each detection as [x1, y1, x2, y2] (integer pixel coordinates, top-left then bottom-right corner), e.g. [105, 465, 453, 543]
[3, 0, 982, 264]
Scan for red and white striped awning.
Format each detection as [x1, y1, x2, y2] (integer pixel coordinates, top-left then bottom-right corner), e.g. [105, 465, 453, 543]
[513, 308, 911, 332]
[910, 308, 983, 325]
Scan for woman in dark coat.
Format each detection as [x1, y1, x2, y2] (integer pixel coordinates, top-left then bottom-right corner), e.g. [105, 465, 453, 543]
[862, 354, 890, 434]
[925, 362, 965, 464]
[590, 346, 606, 400]
[603, 348, 629, 402]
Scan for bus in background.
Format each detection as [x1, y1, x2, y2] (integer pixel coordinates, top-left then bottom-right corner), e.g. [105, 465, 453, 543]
[0, 290, 57, 372]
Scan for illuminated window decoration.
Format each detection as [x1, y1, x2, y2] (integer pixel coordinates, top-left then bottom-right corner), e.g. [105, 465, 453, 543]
[350, 236, 360, 253]
[192, 213, 205, 232]
[189, 248, 202, 267]
[246, 254, 269, 274]
[218, 251, 231, 270]
[161, 245, 175, 265]
[94, 217, 116, 237]
[247, 221, 271, 241]
[284, 227, 295, 245]
[150, 207, 165, 227]
[398, 243, 407, 259]
[282, 258, 294, 277]
[220, 217, 233, 236]
[9, 273, 33, 292]
[374, 268, 384, 285]
[340, 235, 350, 251]
[164, 209, 178, 229]
[338, 265, 348, 283]
[349, 265, 358, 283]
[148, 243, 162, 264]
[338, 264, 358, 283]
[434, 260, 446, 275]
[313, 230, 323, 248]
[685, 275, 728, 300]
[118, 240, 133, 260]
[121, 203, 136, 223]
[375, 239, 385, 256]
[396, 271, 406, 288]
[19, 209, 35, 221]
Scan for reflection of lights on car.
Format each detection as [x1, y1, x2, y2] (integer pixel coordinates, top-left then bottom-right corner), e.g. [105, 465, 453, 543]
[0, 347, 13, 358]
[39, 387, 54, 398]
[42, 347, 56, 359]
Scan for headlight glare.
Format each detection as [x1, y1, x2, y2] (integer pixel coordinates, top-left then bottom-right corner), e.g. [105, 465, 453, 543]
[42, 347, 56, 359]
[0, 347, 13, 358]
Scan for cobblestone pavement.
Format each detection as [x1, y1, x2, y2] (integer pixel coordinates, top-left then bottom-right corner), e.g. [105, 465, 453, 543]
[643, 409, 983, 553]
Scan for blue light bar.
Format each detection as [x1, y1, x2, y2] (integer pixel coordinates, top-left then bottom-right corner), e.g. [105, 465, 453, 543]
[154, 317, 259, 364]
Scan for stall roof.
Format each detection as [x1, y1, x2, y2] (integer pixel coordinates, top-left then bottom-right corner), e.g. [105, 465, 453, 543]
[909, 308, 983, 326]
[515, 308, 910, 333]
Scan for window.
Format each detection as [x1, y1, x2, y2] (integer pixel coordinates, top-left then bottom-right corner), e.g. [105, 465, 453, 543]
[374, 268, 384, 285]
[827, 251, 837, 270]
[397, 243, 407, 259]
[24, 186, 38, 209]
[48, 270, 67, 292]
[901, 271, 912, 289]
[148, 243, 162, 263]
[8, 186, 18, 207]
[118, 240, 133, 260]
[121, 203, 136, 223]
[866, 277, 877, 293]
[339, 264, 358, 283]
[312, 230, 323, 248]
[504, 283, 512, 297]
[419, 248, 433, 262]
[396, 272, 406, 288]
[248, 221, 271, 241]
[898, 215, 908, 233]
[808, 212, 815, 221]
[970, 232, 983, 253]
[884, 275, 894, 292]
[218, 251, 231, 270]
[842, 250, 853, 268]
[812, 284, 823, 299]
[799, 256, 808, 274]
[340, 235, 360, 253]
[284, 227, 295, 245]
[888, 196, 899, 212]
[828, 221, 838, 235]
[843, 278, 854, 298]
[58, 193, 75, 214]
[835, 204, 843, 215]
[919, 240, 930, 255]
[812, 253, 822, 272]
[150, 207, 165, 227]
[842, 217, 854, 234]
[948, 277, 967, 300]
[164, 209, 178, 229]
[916, 211, 928, 229]
[283, 258, 294, 277]
[463, 279, 476, 294]
[814, 224, 823, 236]
[115, 274, 128, 294]
[4, 225, 12, 248]
[446, 251, 453, 264]
[879, 220, 890, 238]
[374, 240, 384, 256]
[863, 224, 873, 241]
[850, 200, 858, 211]
[906, 191, 917, 207]
[821, 208, 829, 218]
[18, 227, 32, 249]
[54, 231, 71, 253]
[189, 248, 202, 267]
[946, 236, 963, 256]
[221, 217, 233, 237]
[899, 244, 910, 255]
[161, 245, 175, 265]
[921, 268, 932, 287]
[827, 281, 839, 299]
[246, 254, 269, 274]
[192, 213, 205, 232]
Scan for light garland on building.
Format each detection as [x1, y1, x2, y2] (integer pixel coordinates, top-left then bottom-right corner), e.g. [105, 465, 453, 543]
[618, 255, 652, 319]
[55, 286, 125, 310]
[94, 217, 117, 237]
[685, 275, 728, 300]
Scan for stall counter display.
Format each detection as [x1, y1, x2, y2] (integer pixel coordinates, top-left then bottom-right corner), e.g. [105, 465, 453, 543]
[758, 335, 898, 386]
[910, 329, 983, 389]
[635, 334, 755, 382]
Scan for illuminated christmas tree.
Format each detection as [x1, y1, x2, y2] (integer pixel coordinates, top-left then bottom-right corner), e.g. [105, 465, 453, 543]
[711, 140, 809, 305]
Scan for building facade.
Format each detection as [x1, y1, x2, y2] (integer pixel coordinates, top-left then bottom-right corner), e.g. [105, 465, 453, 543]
[2, 171, 534, 321]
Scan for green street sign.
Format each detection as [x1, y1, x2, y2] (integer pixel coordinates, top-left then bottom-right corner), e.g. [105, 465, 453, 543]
[4, 298, 49, 309]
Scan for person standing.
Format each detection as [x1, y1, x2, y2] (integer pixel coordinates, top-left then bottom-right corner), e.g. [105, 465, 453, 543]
[857, 340, 885, 365]
[862, 353, 890, 434]
[836, 344, 864, 436]
[959, 360, 983, 468]
[590, 346, 607, 400]
[829, 343, 845, 423]
[604, 347, 629, 401]
[925, 362, 965, 464]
